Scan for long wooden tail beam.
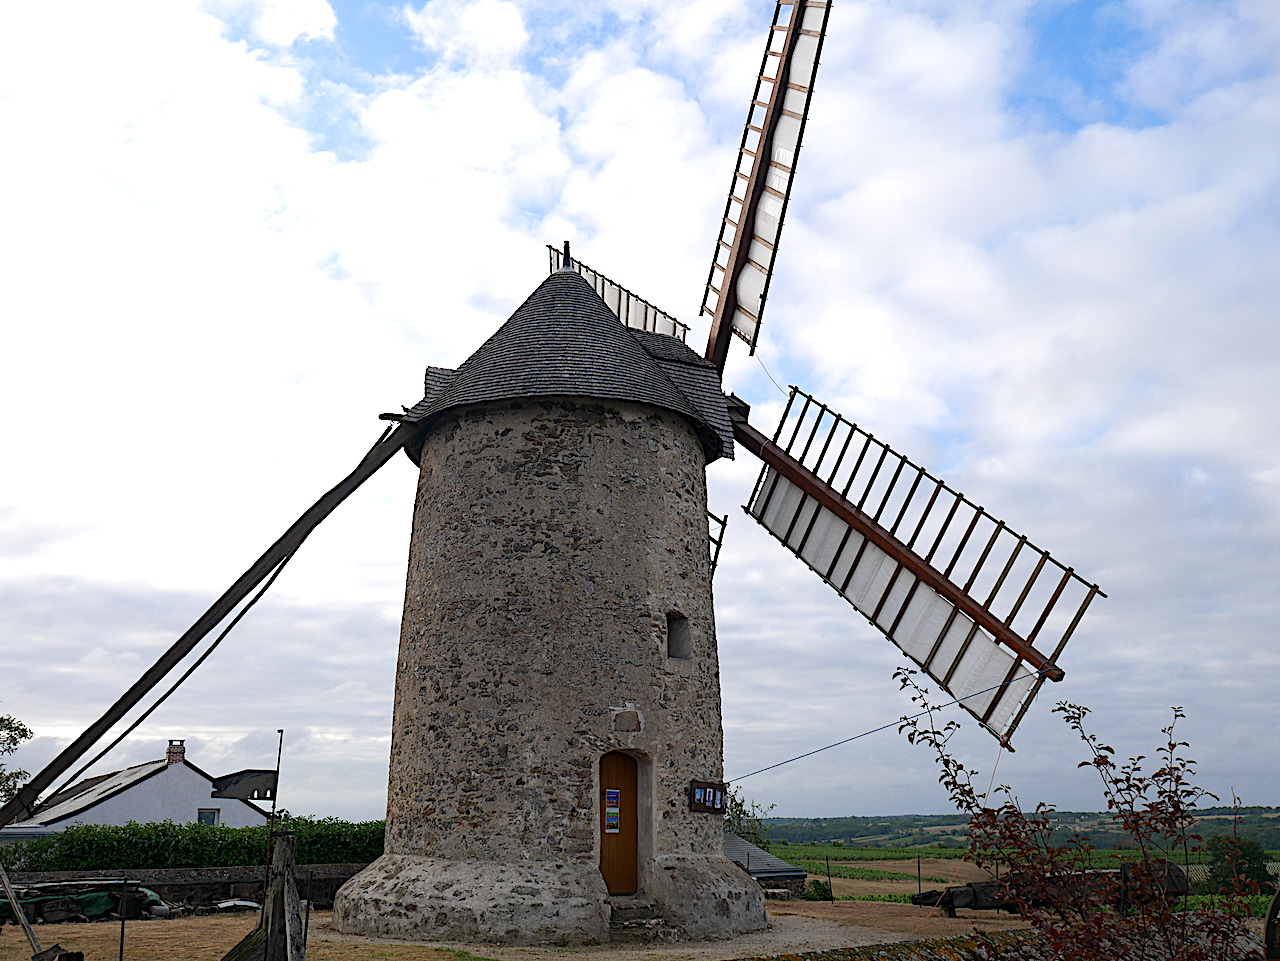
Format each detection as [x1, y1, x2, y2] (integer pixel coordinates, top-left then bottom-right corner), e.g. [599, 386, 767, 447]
[0, 420, 425, 831]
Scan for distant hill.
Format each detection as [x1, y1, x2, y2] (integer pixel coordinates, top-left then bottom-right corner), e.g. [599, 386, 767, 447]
[763, 813, 969, 848]
[764, 807, 1280, 850]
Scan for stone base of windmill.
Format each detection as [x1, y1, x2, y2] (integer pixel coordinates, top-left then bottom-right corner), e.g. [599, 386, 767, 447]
[332, 853, 765, 945]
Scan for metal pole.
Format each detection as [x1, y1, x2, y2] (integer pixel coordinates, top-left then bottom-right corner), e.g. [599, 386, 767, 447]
[117, 879, 127, 961]
[264, 729, 285, 882]
[270, 729, 284, 823]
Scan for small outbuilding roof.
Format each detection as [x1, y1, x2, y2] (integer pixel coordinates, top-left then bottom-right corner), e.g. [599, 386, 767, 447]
[402, 268, 733, 463]
[723, 833, 808, 881]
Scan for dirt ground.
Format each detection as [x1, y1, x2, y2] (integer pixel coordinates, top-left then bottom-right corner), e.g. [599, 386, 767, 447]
[0, 861, 1030, 961]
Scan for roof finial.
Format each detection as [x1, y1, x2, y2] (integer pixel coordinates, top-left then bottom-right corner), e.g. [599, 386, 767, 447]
[563, 239, 572, 269]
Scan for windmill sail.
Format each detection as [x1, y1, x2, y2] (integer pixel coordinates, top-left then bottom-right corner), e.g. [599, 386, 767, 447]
[548, 245, 688, 341]
[703, 0, 832, 369]
[733, 390, 1102, 744]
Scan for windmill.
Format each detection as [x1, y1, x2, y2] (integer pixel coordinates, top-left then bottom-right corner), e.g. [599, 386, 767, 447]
[0, 0, 1103, 947]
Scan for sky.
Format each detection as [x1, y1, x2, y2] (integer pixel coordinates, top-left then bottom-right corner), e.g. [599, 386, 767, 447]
[1, 0, 1277, 823]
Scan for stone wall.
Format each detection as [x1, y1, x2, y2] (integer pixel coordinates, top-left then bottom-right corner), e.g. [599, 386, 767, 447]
[9, 864, 363, 909]
[758, 875, 807, 899]
[335, 398, 765, 943]
[385, 399, 724, 861]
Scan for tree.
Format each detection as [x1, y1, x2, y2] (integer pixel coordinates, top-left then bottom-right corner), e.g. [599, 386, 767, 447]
[724, 785, 775, 849]
[1206, 834, 1276, 895]
[0, 707, 33, 803]
[896, 668, 1260, 961]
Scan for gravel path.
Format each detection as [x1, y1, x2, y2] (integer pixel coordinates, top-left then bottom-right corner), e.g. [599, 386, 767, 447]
[311, 912, 897, 960]
[310, 901, 1032, 961]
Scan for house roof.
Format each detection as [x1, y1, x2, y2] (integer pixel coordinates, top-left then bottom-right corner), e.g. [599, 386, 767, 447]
[402, 268, 733, 463]
[11, 760, 170, 827]
[6, 758, 268, 829]
[35, 770, 121, 811]
[723, 833, 807, 880]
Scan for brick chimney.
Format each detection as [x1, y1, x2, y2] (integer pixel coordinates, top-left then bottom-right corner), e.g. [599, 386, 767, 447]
[166, 739, 186, 765]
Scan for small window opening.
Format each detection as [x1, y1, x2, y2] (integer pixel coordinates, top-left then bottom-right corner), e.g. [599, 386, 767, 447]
[666, 612, 691, 659]
[197, 809, 220, 826]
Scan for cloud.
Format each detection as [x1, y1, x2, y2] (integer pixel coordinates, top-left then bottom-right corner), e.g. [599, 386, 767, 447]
[204, 0, 338, 46]
[1122, 0, 1280, 112]
[403, 0, 527, 66]
[0, 510, 81, 560]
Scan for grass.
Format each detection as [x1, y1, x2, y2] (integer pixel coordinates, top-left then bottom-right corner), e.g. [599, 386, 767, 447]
[770, 843, 1280, 871]
[0, 912, 258, 961]
[1177, 893, 1274, 917]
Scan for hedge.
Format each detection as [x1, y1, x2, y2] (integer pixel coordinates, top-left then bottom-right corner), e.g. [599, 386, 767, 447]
[0, 816, 384, 871]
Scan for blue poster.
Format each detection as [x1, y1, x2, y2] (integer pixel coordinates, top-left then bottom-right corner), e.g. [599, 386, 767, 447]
[604, 788, 621, 834]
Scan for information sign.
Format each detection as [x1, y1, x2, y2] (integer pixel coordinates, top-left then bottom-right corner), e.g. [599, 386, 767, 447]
[688, 780, 727, 814]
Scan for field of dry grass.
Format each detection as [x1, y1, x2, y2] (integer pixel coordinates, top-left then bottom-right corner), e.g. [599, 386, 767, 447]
[0, 911, 500, 961]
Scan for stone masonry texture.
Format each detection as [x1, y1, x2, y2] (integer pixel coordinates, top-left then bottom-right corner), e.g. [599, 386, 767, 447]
[333, 397, 765, 943]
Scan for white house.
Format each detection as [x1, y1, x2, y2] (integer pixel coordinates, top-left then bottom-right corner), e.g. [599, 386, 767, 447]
[0, 740, 268, 844]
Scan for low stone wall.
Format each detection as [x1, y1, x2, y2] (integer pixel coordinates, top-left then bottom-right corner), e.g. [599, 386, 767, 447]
[731, 934, 1043, 960]
[8, 864, 366, 909]
[758, 876, 806, 900]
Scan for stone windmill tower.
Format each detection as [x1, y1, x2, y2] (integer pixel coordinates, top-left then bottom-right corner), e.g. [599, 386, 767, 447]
[331, 264, 764, 943]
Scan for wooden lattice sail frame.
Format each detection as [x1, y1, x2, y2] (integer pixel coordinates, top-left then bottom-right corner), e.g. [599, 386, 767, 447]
[703, 0, 832, 367]
[737, 388, 1104, 743]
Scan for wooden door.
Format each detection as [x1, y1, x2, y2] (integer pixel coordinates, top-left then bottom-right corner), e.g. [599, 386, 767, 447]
[598, 752, 638, 894]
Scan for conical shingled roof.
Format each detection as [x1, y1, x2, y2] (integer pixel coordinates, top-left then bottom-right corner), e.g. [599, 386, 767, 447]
[403, 269, 730, 462]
